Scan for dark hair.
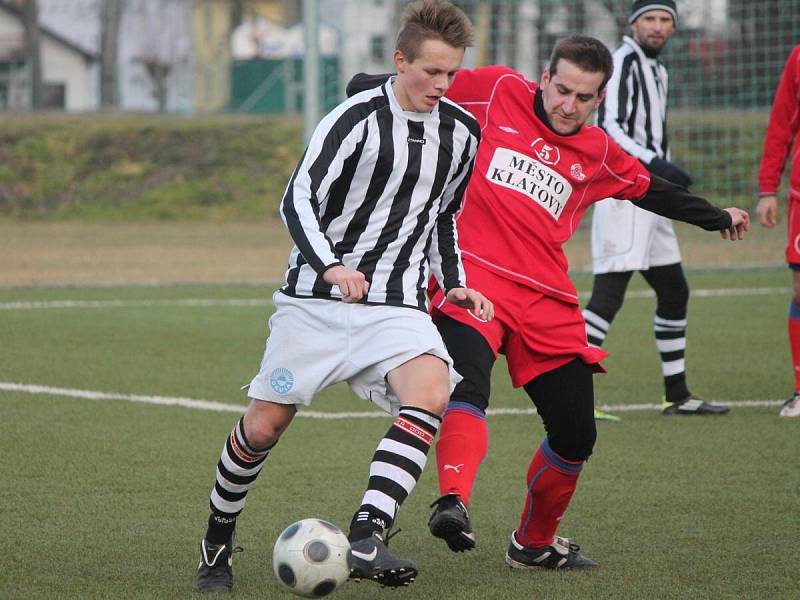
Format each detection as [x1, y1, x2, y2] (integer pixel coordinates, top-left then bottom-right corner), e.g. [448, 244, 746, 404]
[396, 0, 474, 63]
[549, 35, 614, 92]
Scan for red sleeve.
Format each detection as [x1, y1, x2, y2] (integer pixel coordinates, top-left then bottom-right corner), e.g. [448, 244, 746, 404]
[597, 132, 652, 201]
[759, 45, 800, 194]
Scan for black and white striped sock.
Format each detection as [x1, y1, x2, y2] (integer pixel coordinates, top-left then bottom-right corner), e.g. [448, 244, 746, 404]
[349, 405, 441, 541]
[583, 309, 610, 347]
[205, 417, 271, 544]
[654, 314, 691, 402]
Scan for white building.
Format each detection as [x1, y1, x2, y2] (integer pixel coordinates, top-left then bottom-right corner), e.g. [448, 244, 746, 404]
[0, 1, 97, 110]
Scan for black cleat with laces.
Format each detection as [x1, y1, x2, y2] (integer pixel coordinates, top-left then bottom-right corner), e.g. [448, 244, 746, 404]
[197, 536, 241, 594]
[505, 531, 598, 570]
[348, 531, 418, 587]
[428, 494, 476, 552]
[662, 395, 730, 415]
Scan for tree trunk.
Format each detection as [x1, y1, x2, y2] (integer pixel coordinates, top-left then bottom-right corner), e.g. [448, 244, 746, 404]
[100, 0, 125, 108]
[230, 0, 245, 32]
[22, 0, 43, 109]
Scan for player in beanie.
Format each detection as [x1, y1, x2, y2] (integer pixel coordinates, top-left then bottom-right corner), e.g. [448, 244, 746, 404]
[628, 0, 677, 26]
[582, 0, 730, 416]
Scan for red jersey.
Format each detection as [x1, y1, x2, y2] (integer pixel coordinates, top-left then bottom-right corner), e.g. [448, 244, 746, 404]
[759, 45, 800, 200]
[445, 66, 651, 304]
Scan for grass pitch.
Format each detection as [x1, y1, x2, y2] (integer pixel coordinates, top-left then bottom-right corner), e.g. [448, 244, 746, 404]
[1, 270, 797, 599]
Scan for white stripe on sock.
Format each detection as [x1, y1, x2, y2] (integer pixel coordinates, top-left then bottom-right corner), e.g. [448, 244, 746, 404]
[656, 338, 686, 352]
[360, 489, 400, 520]
[582, 309, 610, 331]
[661, 359, 685, 377]
[377, 438, 427, 470]
[368, 461, 418, 494]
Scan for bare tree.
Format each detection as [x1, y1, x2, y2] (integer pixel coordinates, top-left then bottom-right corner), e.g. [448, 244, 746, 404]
[100, 0, 125, 108]
[136, 56, 171, 112]
[230, 0, 245, 32]
[21, 0, 43, 109]
[133, 1, 188, 113]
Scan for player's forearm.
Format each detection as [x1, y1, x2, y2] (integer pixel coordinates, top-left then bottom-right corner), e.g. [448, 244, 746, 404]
[433, 217, 467, 292]
[634, 175, 732, 231]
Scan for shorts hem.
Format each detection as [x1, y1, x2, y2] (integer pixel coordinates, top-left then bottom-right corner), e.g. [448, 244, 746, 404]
[510, 350, 608, 388]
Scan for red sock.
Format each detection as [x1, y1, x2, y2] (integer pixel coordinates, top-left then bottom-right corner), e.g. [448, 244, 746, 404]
[789, 302, 800, 391]
[515, 438, 583, 548]
[435, 402, 488, 506]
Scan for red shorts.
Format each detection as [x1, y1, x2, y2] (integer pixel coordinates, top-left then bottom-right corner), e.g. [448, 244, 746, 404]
[430, 263, 607, 388]
[787, 199, 800, 265]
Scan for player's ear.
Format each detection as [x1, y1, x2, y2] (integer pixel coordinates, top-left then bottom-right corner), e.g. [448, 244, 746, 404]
[540, 68, 551, 88]
[595, 87, 607, 107]
[394, 49, 407, 74]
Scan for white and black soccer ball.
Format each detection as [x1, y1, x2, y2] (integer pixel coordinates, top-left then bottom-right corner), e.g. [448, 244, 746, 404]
[272, 518, 352, 598]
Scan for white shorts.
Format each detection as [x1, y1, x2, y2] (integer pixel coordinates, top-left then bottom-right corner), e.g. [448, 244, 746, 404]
[246, 293, 461, 416]
[590, 198, 682, 274]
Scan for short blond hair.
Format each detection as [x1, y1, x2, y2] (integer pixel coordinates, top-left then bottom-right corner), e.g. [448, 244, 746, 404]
[396, 0, 474, 63]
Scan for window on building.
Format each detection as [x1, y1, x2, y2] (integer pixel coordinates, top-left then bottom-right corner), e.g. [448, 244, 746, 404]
[43, 83, 65, 109]
[369, 34, 385, 62]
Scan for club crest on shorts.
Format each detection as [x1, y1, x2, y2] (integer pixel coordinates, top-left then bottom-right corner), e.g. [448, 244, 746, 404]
[270, 368, 294, 395]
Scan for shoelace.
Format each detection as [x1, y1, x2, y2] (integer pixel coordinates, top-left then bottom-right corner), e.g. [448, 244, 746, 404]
[383, 501, 403, 545]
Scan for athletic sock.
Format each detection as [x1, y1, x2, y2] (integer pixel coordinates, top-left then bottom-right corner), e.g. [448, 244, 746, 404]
[349, 406, 441, 542]
[582, 309, 610, 347]
[654, 313, 691, 402]
[789, 301, 800, 391]
[435, 401, 488, 506]
[206, 416, 271, 544]
[515, 438, 583, 549]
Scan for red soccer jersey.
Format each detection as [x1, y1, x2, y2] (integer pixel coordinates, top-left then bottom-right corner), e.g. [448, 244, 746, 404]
[445, 65, 651, 304]
[759, 45, 800, 200]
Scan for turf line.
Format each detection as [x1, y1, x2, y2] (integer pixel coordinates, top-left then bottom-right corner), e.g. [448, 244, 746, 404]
[0, 382, 783, 417]
[0, 287, 790, 311]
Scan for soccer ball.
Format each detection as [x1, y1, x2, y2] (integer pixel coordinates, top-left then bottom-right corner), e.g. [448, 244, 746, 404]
[272, 518, 352, 598]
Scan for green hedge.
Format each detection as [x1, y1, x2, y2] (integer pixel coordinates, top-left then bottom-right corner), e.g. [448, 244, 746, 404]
[0, 110, 774, 221]
[0, 114, 304, 221]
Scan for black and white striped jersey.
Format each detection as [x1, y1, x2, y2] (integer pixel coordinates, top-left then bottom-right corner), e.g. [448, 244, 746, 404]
[279, 76, 480, 311]
[598, 36, 669, 163]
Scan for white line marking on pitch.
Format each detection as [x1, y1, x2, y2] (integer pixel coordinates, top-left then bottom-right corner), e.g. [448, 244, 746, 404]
[0, 298, 274, 310]
[0, 287, 790, 311]
[0, 382, 783, 417]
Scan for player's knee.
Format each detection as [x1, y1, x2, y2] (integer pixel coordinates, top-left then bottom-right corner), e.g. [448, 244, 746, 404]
[411, 386, 450, 416]
[792, 274, 800, 304]
[525, 359, 596, 461]
[657, 279, 689, 314]
[450, 381, 490, 413]
[242, 402, 294, 448]
[586, 280, 626, 321]
[548, 418, 596, 462]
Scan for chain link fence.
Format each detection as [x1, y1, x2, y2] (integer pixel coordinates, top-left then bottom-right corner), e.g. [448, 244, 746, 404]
[6, 0, 799, 268]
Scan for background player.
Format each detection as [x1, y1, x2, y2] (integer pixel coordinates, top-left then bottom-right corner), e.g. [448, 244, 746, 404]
[195, 1, 492, 593]
[582, 0, 729, 416]
[348, 34, 749, 570]
[757, 43, 800, 418]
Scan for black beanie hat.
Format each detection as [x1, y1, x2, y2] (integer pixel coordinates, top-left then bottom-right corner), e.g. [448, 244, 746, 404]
[628, 0, 678, 26]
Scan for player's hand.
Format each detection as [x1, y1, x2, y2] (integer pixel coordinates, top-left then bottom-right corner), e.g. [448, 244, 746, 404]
[323, 265, 369, 303]
[756, 195, 778, 228]
[720, 208, 750, 241]
[446, 287, 494, 322]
